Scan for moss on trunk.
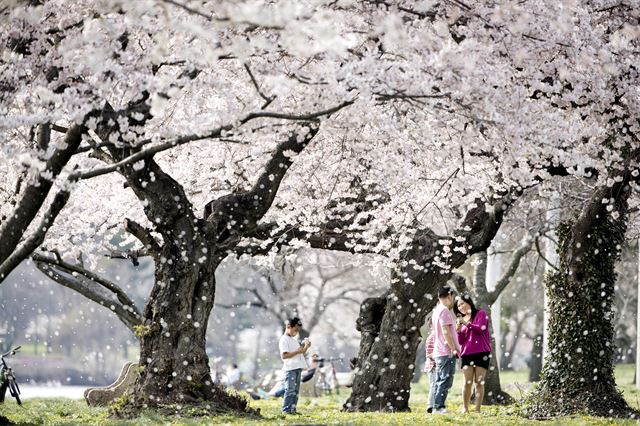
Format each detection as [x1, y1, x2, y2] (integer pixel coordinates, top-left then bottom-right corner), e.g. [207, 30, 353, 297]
[525, 219, 637, 418]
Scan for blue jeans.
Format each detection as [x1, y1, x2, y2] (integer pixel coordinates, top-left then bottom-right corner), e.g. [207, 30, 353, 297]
[427, 369, 437, 412]
[433, 356, 456, 409]
[282, 368, 302, 413]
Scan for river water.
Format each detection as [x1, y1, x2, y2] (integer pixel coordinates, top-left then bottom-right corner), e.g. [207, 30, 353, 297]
[16, 384, 86, 399]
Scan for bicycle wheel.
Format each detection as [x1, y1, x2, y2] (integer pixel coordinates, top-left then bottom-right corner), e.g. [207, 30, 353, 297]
[8, 379, 21, 405]
[0, 380, 7, 403]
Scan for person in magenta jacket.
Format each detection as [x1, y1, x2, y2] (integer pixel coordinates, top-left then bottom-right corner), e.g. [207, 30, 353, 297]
[454, 293, 491, 413]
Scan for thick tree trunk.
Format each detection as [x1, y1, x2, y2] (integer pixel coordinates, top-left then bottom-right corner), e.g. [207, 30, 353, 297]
[525, 178, 637, 418]
[351, 295, 387, 372]
[473, 251, 513, 405]
[135, 278, 213, 405]
[345, 280, 439, 412]
[115, 250, 253, 416]
[345, 196, 511, 412]
[94, 118, 318, 417]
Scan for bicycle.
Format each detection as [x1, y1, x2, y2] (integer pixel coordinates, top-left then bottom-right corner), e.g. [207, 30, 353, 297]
[0, 346, 21, 405]
[315, 357, 343, 396]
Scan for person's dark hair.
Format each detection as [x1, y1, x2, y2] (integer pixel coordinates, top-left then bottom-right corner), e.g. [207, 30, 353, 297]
[453, 292, 479, 320]
[437, 286, 455, 299]
[286, 317, 303, 327]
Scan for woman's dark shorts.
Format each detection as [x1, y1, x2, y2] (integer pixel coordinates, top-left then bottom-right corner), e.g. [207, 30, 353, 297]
[460, 352, 491, 369]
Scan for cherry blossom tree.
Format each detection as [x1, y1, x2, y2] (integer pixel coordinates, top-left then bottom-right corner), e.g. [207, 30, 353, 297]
[2, 0, 639, 418]
[219, 249, 387, 337]
[241, 0, 640, 416]
[0, 0, 354, 415]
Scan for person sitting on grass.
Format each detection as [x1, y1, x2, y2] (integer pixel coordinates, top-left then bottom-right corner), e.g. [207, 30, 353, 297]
[246, 355, 320, 400]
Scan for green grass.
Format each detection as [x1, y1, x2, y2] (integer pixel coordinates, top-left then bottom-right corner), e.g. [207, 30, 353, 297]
[2, 366, 640, 425]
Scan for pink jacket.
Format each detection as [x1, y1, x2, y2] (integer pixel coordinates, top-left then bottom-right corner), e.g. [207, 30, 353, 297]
[457, 309, 491, 356]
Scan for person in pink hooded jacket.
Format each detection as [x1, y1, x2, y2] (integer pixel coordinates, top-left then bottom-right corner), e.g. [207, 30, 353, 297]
[454, 293, 491, 413]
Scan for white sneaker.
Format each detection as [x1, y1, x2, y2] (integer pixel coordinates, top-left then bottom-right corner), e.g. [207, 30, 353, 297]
[433, 408, 448, 414]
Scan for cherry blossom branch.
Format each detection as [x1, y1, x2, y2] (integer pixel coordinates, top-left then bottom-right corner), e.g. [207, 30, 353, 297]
[105, 249, 150, 267]
[201, 123, 321, 252]
[160, 0, 213, 20]
[0, 124, 85, 267]
[244, 63, 276, 109]
[36, 123, 51, 150]
[0, 188, 71, 280]
[160, 0, 285, 29]
[31, 252, 140, 316]
[72, 100, 354, 181]
[364, 1, 437, 20]
[51, 124, 68, 133]
[123, 218, 162, 255]
[33, 258, 142, 331]
[239, 221, 381, 256]
[374, 91, 451, 103]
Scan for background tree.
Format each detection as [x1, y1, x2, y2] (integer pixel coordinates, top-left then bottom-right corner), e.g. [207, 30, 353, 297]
[458, 234, 534, 405]
[220, 249, 387, 337]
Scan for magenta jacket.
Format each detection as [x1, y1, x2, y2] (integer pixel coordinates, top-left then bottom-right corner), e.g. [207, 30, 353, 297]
[457, 309, 491, 356]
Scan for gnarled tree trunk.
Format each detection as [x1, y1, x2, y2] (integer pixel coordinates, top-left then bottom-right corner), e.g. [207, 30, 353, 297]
[345, 274, 440, 412]
[126, 249, 244, 411]
[79, 99, 322, 416]
[345, 196, 511, 412]
[525, 174, 637, 418]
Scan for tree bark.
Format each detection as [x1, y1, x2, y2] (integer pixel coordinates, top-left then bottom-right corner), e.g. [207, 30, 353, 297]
[528, 331, 543, 382]
[122, 250, 240, 411]
[345, 274, 440, 412]
[472, 251, 513, 404]
[0, 124, 85, 281]
[525, 173, 637, 418]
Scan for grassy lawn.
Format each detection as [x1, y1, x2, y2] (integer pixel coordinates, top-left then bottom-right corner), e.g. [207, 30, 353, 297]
[2, 366, 640, 425]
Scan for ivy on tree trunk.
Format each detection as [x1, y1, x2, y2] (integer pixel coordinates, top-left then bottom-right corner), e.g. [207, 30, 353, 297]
[525, 175, 637, 418]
